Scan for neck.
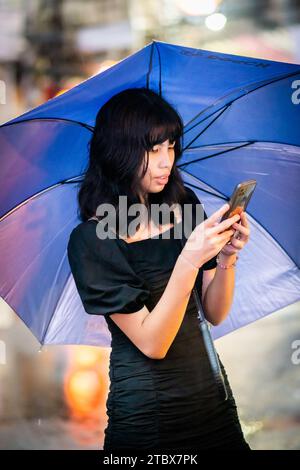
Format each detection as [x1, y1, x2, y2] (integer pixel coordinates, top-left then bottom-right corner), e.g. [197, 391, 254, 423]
[139, 192, 148, 205]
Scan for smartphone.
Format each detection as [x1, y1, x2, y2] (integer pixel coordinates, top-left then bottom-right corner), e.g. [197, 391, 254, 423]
[220, 179, 257, 229]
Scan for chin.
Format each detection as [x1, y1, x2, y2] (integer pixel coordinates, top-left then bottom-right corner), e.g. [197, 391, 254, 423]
[152, 186, 165, 193]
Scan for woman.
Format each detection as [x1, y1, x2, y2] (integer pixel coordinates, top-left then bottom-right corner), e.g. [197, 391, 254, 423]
[67, 87, 251, 451]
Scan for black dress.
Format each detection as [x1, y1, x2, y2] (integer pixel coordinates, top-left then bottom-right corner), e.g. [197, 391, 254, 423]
[67, 186, 251, 451]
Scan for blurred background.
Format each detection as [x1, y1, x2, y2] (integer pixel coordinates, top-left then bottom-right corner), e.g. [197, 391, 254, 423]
[0, 0, 300, 450]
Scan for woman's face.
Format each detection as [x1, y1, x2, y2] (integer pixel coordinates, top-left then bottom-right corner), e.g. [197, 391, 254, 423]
[139, 138, 175, 201]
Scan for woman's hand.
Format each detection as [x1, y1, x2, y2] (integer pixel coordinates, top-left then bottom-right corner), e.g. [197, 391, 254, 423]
[219, 211, 250, 257]
[181, 203, 241, 269]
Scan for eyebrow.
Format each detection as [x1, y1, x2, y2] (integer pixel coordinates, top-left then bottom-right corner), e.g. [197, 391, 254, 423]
[154, 140, 175, 147]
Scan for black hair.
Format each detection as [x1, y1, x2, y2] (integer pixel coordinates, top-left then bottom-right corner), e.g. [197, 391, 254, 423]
[78, 86, 187, 236]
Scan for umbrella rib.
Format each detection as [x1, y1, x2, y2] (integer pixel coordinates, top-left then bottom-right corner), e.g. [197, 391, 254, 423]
[155, 41, 162, 96]
[0, 175, 83, 222]
[181, 168, 242, 205]
[0, 116, 94, 132]
[184, 68, 300, 133]
[180, 139, 300, 170]
[180, 169, 299, 268]
[184, 105, 228, 138]
[180, 138, 300, 168]
[179, 141, 254, 168]
[182, 105, 231, 151]
[184, 181, 228, 201]
[146, 41, 162, 95]
[180, 140, 300, 150]
[146, 41, 155, 90]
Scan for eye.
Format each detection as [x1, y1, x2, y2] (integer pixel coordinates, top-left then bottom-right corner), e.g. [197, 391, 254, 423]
[150, 141, 175, 153]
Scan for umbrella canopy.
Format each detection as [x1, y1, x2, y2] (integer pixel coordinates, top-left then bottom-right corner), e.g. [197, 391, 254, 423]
[0, 40, 299, 346]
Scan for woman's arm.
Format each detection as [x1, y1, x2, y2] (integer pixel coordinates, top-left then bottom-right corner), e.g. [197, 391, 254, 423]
[141, 253, 201, 358]
[202, 252, 238, 326]
[110, 253, 200, 360]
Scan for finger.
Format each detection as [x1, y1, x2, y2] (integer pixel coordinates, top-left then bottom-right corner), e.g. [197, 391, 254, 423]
[217, 229, 235, 242]
[206, 203, 230, 226]
[229, 238, 244, 249]
[235, 211, 245, 224]
[240, 211, 250, 228]
[211, 232, 233, 249]
[211, 213, 241, 235]
[232, 223, 250, 236]
[222, 246, 239, 254]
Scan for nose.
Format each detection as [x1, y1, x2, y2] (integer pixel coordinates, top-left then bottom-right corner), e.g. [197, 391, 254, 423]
[159, 146, 173, 169]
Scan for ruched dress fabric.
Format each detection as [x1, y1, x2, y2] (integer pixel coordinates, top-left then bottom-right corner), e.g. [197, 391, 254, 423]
[67, 187, 251, 451]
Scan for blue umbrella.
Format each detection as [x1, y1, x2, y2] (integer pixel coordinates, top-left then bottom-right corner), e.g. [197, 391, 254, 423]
[0, 40, 299, 346]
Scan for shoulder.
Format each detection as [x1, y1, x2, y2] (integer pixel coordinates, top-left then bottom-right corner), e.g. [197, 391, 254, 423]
[67, 221, 93, 252]
[67, 220, 125, 261]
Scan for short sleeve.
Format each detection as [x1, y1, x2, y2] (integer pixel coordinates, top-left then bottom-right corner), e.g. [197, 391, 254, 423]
[67, 224, 151, 317]
[183, 186, 218, 270]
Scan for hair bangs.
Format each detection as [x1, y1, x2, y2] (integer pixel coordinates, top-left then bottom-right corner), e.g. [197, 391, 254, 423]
[142, 105, 183, 151]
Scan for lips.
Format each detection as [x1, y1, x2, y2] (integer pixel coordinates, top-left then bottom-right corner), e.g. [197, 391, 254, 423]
[156, 176, 169, 182]
[155, 175, 169, 185]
